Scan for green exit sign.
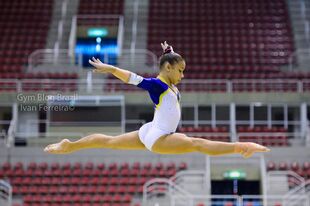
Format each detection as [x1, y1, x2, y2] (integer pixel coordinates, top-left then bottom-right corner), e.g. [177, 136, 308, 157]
[223, 170, 246, 180]
[87, 28, 108, 37]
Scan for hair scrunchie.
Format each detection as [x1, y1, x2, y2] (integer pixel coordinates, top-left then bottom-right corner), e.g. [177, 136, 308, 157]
[163, 46, 174, 55]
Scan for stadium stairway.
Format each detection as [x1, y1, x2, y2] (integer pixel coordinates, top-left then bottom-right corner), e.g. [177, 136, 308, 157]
[286, 0, 310, 69]
[122, 0, 149, 51]
[46, 0, 80, 49]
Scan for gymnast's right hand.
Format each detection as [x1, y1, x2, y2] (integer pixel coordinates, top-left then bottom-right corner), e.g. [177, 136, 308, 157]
[235, 142, 270, 158]
[44, 139, 72, 154]
[89, 57, 116, 73]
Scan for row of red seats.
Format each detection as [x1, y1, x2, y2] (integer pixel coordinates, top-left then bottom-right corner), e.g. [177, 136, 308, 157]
[23, 194, 132, 203]
[2, 161, 186, 206]
[267, 161, 310, 171]
[1, 161, 187, 171]
[178, 126, 287, 133]
[0, 72, 78, 79]
[15, 185, 143, 195]
[239, 136, 288, 147]
[17, 203, 134, 206]
[179, 126, 229, 133]
[4, 167, 177, 178]
[0, 0, 52, 5]
[237, 126, 287, 133]
[17, 204, 134, 206]
[192, 136, 230, 142]
[12, 177, 159, 187]
[1, 162, 187, 179]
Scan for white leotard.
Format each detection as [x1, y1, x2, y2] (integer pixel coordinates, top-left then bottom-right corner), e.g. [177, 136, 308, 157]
[128, 73, 181, 151]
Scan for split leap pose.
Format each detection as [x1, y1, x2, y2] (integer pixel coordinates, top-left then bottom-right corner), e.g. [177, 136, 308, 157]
[44, 42, 270, 158]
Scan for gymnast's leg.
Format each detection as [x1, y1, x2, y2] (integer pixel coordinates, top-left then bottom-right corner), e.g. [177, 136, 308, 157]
[44, 131, 146, 154]
[151, 133, 270, 158]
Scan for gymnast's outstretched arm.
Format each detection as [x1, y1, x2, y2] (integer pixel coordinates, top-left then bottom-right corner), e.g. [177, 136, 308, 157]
[88, 57, 132, 83]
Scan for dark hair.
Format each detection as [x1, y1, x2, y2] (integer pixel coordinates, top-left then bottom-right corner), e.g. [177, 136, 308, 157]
[159, 46, 184, 70]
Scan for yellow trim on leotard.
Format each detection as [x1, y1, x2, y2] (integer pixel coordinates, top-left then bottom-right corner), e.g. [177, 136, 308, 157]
[156, 76, 180, 110]
[155, 89, 169, 110]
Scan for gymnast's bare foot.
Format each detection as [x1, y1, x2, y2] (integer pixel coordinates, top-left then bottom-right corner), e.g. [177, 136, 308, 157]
[44, 139, 72, 154]
[235, 142, 270, 158]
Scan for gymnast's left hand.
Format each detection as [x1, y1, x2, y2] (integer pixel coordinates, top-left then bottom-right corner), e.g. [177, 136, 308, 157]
[88, 57, 116, 73]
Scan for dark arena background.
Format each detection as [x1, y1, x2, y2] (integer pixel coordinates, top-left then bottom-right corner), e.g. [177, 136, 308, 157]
[0, 0, 310, 205]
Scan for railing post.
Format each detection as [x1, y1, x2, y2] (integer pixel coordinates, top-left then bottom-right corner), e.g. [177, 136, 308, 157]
[118, 16, 124, 56]
[238, 196, 243, 206]
[131, 0, 139, 53]
[300, 103, 308, 142]
[227, 80, 232, 93]
[230, 103, 237, 142]
[69, 15, 77, 57]
[298, 81, 303, 93]
[53, 42, 59, 65]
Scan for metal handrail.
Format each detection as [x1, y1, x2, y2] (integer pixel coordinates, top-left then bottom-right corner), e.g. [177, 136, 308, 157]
[143, 178, 192, 205]
[242, 194, 310, 206]
[267, 170, 305, 194]
[171, 170, 207, 186]
[284, 179, 310, 198]
[171, 194, 241, 206]
[288, 48, 310, 71]
[2, 78, 310, 93]
[27, 49, 83, 71]
[0, 180, 12, 206]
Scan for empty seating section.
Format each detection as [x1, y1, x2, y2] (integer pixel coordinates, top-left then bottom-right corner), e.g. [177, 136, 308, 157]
[148, 0, 295, 79]
[0, 0, 53, 76]
[238, 126, 288, 146]
[178, 126, 288, 146]
[0, 161, 187, 206]
[0, 0, 78, 92]
[104, 0, 306, 92]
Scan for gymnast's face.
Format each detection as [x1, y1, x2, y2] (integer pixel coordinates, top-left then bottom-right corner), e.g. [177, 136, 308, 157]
[169, 60, 186, 85]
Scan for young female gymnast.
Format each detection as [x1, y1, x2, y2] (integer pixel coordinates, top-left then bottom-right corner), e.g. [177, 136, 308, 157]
[44, 41, 270, 158]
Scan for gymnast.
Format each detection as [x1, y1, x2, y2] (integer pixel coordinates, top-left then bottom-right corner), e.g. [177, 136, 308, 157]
[44, 41, 270, 158]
